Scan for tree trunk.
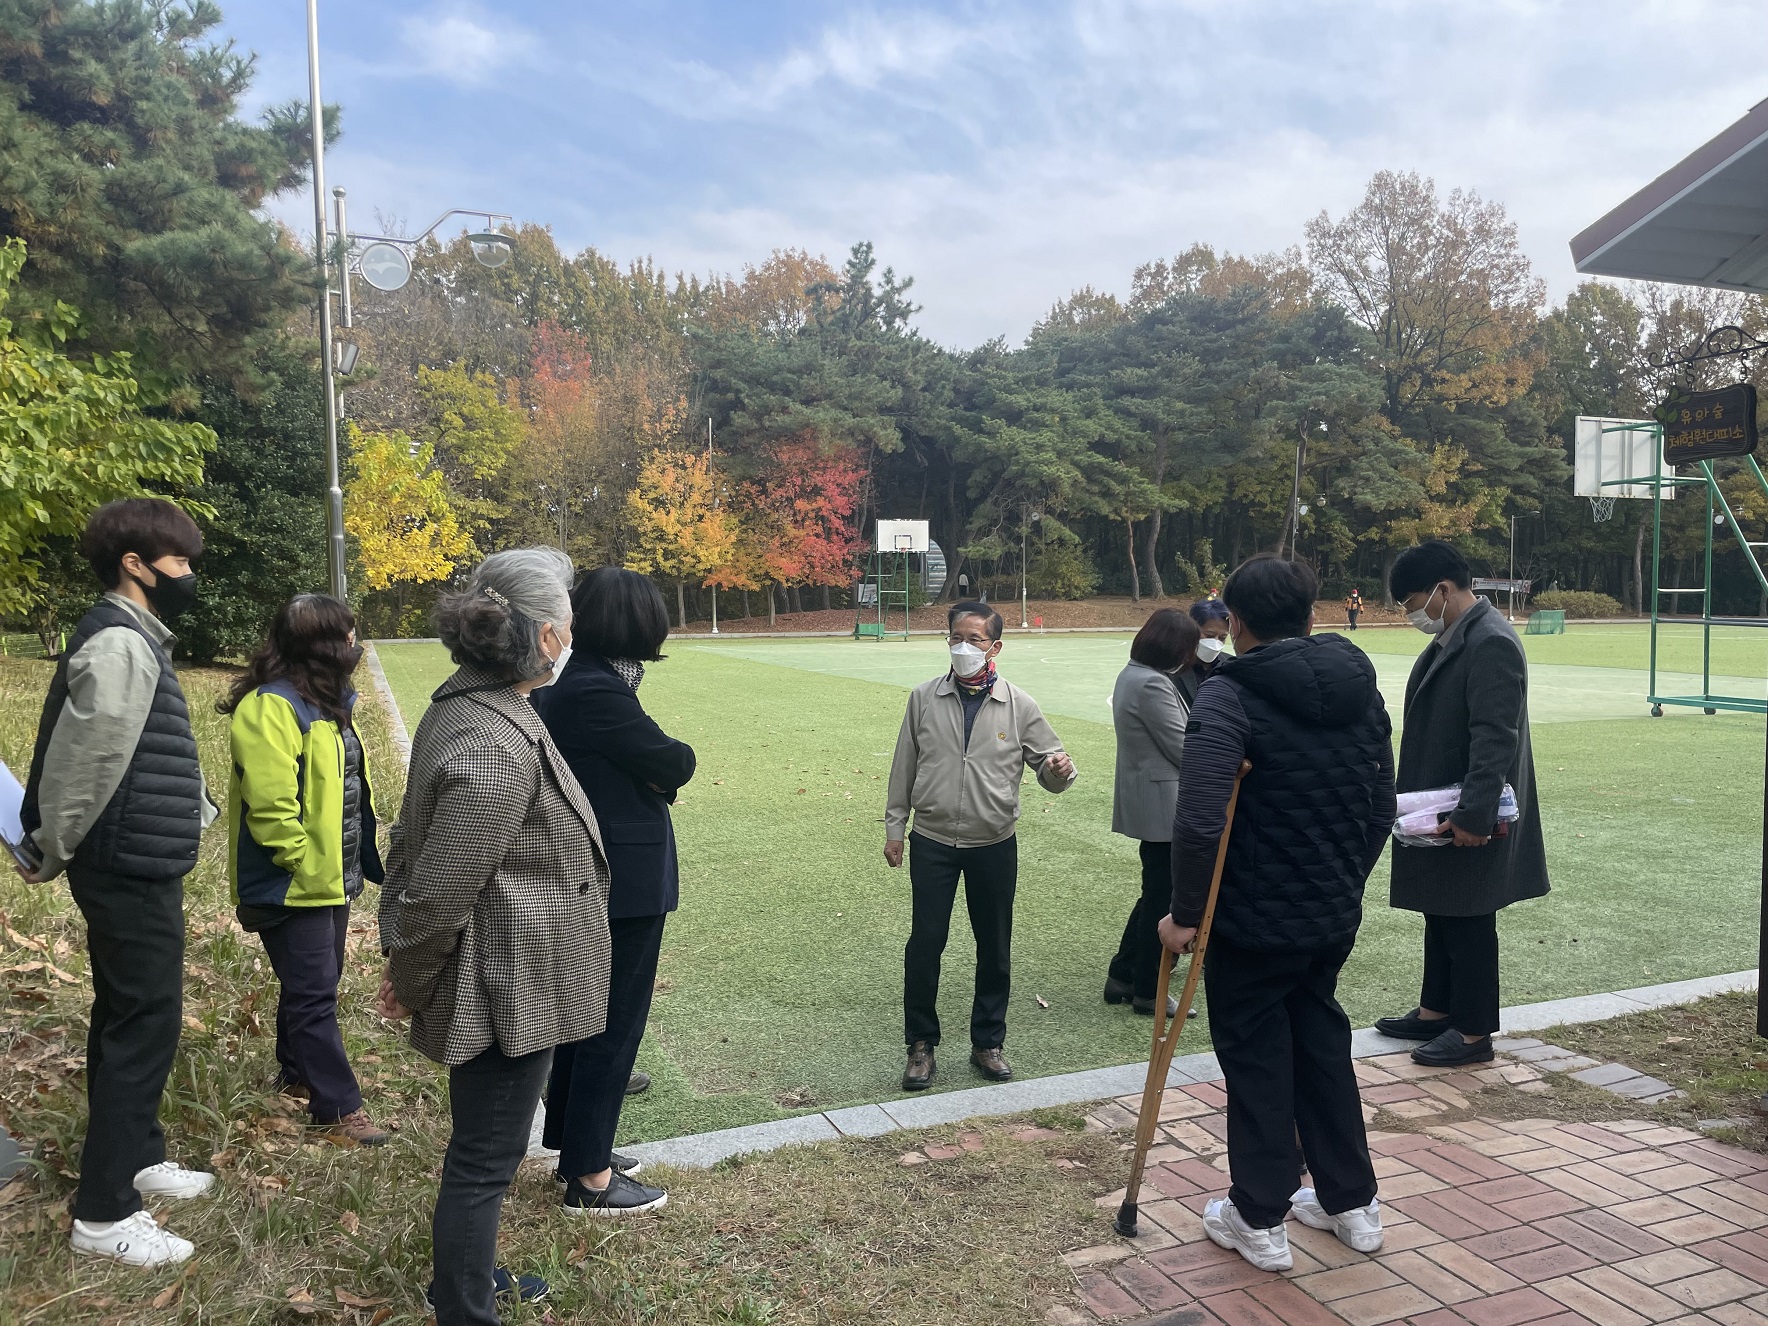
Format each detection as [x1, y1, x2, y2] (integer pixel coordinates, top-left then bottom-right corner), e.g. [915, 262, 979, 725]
[676, 581, 687, 629]
[1633, 518, 1646, 616]
[821, 584, 831, 611]
[767, 584, 776, 628]
[1125, 516, 1141, 603]
[742, 588, 752, 619]
[1143, 429, 1170, 599]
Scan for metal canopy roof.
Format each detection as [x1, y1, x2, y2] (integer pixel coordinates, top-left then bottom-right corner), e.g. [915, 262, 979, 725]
[1572, 96, 1768, 290]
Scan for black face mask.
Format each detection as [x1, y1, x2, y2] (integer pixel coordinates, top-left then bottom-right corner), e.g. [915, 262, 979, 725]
[134, 566, 198, 621]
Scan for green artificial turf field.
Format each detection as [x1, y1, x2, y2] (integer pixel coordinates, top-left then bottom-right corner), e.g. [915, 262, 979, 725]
[373, 621, 1767, 1144]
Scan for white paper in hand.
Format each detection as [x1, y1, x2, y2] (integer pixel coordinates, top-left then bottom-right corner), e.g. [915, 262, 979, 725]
[0, 759, 33, 869]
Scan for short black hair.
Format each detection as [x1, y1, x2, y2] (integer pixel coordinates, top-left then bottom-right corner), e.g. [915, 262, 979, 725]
[79, 498, 204, 588]
[1188, 597, 1230, 627]
[572, 566, 671, 661]
[948, 600, 1003, 641]
[1390, 541, 1472, 600]
[1130, 607, 1201, 671]
[1221, 555, 1317, 641]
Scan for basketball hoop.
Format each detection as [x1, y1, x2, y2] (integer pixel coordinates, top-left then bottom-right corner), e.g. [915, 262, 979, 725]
[1589, 495, 1617, 523]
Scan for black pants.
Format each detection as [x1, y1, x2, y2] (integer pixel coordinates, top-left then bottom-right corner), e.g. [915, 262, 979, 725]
[432, 1043, 553, 1326]
[1421, 912, 1500, 1036]
[67, 866, 186, 1223]
[904, 832, 1017, 1049]
[1347, 610, 1360, 631]
[543, 912, 666, 1177]
[1108, 841, 1172, 1000]
[258, 903, 362, 1122]
[1205, 935, 1376, 1230]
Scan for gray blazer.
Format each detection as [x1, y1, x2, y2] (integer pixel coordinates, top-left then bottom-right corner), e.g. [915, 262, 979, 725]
[1111, 661, 1189, 843]
[1389, 599, 1549, 916]
[381, 666, 612, 1065]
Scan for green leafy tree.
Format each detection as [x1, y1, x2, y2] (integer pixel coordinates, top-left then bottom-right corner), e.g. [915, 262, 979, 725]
[0, 238, 213, 617]
[0, 0, 337, 391]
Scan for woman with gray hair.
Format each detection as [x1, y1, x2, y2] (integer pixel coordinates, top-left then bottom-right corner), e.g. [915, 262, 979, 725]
[376, 548, 611, 1324]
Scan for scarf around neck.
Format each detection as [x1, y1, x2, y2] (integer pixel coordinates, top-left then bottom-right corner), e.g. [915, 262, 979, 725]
[609, 658, 645, 692]
[953, 661, 997, 699]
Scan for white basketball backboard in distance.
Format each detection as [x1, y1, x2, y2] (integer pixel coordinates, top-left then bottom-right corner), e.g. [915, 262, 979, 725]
[875, 519, 930, 553]
[1573, 417, 1673, 500]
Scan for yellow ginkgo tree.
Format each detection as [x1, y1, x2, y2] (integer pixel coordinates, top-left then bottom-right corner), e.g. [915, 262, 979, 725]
[624, 447, 735, 627]
[344, 424, 473, 597]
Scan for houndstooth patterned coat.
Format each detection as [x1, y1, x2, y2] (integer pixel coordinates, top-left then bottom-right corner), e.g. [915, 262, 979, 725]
[380, 666, 611, 1065]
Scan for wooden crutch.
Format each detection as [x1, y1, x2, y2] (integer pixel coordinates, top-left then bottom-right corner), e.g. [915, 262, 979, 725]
[1114, 758, 1251, 1239]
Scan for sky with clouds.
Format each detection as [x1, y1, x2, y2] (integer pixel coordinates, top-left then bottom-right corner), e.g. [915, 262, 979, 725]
[222, 0, 1768, 347]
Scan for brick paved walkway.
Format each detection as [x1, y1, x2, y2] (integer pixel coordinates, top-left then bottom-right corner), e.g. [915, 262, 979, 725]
[1059, 1052, 1768, 1325]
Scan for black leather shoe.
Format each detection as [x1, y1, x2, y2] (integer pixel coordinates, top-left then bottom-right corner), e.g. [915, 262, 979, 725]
[562, 1170, 668, 1218]
[1132, 993, 1183, 1018]
[1375, 1009, 1453, 1041]
[1103, 977, 1135, 1005]
[903, 1041, 935, 1091]
[971, 1046, 1014, 1081]
[625, 1071, 651, 1096]
[1411, 1027, 1494, 1067]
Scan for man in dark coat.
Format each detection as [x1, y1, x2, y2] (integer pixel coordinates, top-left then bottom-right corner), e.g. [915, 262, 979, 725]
[1376, 541, 1549, 1068]
[1160, 555, 1395, 1272]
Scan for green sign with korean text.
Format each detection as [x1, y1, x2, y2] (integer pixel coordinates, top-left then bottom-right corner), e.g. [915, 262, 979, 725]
[1656, 383, 1758, 464]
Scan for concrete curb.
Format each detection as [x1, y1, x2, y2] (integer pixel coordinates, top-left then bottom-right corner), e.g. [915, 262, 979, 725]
[529, 968, 1758, 1169]
[361, 643, 411, 762]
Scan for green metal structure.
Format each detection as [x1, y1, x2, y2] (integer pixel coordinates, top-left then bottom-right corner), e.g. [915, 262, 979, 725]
[1598, 420, 1768, 717]
[854, 547, 912, 640]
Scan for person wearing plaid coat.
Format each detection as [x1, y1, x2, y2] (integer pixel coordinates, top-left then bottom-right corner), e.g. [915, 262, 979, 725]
[376, 548, 610, 1326]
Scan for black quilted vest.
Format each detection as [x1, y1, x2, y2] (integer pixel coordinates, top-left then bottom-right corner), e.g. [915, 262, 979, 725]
[1210, 635, 1391, 953]
[20, 600, 204, 880]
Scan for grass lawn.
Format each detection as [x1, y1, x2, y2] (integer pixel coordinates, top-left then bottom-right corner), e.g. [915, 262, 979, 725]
[373, 621, 1768, 1147]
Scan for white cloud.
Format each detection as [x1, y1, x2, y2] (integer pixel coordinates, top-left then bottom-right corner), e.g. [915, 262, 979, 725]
[398, 9, 536, 87]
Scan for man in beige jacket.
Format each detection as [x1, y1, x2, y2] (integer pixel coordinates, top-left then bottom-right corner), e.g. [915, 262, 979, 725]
[885, 601, 1076, 1090]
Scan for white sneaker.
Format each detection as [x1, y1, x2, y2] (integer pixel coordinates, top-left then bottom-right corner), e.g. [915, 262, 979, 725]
[132, 1162, 216, 1200]
[71, 1210, 194, 1266]
[1202, 1196, 1293, 1272]
[1290, 1186, 1384, 1253]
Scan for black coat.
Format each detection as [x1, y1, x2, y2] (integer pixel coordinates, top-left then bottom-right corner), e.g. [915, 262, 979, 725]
[1389, 598, 1549, 917]
[537, 654, 696, 920]
[1170, 635, 1395, 954]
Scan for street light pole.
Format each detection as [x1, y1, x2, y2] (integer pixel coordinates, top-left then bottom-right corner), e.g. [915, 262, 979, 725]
[306, 0, 345, 601]
[1509, 515, 1517, 621]
[333, 186, 351, 329]
[1020, 505, 1029, 629]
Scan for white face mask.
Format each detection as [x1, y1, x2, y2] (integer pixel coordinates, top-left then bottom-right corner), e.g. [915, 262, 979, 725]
[1406, 586, 1446, 636]
[533, 633, 571, 688]
[949, 641, 990, 678]
[1195, 637, 1226, 664]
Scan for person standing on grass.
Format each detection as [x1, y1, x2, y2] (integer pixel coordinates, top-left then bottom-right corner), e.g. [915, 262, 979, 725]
[1375, 541, 1548, 1069]
[1159, 554, 1394, 1272]
[1105, 607, 1200, 1018]
[1176, 598, 1232, 710]
[884, 600, 1077, 1091]
[220, 594, 388, 1148]
[15, 498, 219, 1267]
[1345, 587, 1363, 631]
[537, 567, 688, 1219]
[377, 548, 612, 1325]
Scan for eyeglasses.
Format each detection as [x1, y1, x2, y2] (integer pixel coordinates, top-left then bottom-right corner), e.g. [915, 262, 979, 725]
[948, 633, 991, 647]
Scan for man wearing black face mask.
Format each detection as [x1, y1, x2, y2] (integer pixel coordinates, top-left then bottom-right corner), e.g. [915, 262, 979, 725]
[16, 499, 219, 1267]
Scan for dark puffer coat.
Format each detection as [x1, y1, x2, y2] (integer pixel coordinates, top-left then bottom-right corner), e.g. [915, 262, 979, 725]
[1170, 633, 1396, 953]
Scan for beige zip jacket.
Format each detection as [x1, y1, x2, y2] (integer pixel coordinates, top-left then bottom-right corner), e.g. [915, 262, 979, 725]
[884, 673, 1075, 849]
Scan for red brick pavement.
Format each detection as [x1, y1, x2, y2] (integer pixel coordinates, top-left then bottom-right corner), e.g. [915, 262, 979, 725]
[1062, 1057, 1768, 1326]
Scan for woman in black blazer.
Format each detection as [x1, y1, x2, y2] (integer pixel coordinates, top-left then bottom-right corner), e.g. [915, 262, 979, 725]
[536, 568, 695, 1217]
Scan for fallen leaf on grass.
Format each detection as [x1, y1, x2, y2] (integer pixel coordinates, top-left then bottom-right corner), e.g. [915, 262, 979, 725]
[151, 1277, 184, 1309]
[183, 1015, 205, 1032]
[286, 1287, 318, 1314]
[334, 1288, 388, 1308]
[1035, 995, 1050, 1009]
[208, 1149, 236, 1169]
[368, 1311, 392, 1326]
[338, 1209, 360, 1234]
[4, 927, 46, 953]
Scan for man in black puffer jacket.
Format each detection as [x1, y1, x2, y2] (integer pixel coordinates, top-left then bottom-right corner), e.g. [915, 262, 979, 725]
[1160, 555, 1396, 1272]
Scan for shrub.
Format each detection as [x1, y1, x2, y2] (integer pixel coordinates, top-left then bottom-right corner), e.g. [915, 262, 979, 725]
[1531, 590, 1626, 618]
[1027, 543, 1100, 600]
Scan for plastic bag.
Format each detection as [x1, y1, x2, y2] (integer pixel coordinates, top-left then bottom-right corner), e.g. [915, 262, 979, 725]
[1393, 783, 1518, 847]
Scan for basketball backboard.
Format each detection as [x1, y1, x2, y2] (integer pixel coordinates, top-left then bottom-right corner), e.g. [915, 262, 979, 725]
[1573, 417, 1673, 501]
[875, 519, 930, 553]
